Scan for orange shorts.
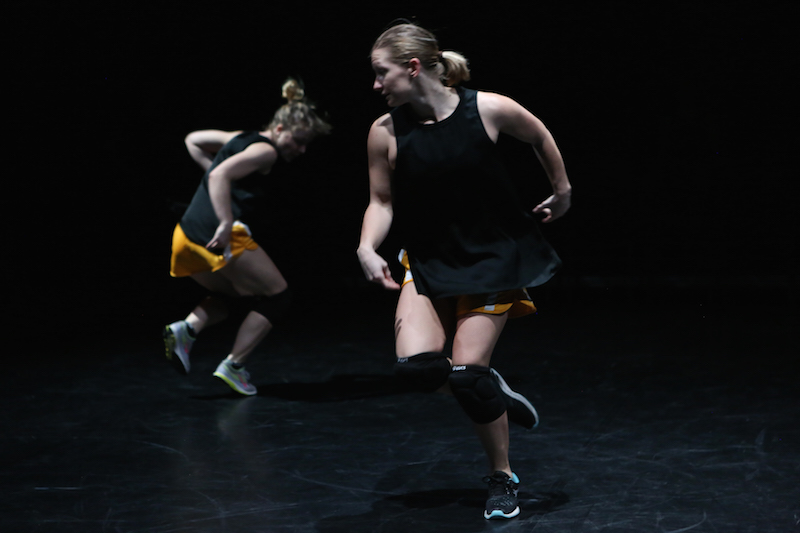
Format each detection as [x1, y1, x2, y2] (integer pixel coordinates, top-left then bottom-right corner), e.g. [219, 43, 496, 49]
[169, 222, 258, 277]
[399, 250, 537, 319]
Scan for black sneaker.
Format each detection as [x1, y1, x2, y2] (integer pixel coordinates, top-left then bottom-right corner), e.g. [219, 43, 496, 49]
[483, 471, 520, 519]
[490, 368, 539, 429]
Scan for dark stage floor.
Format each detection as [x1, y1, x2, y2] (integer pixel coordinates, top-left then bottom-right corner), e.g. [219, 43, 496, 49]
[4, 283, 798, 532]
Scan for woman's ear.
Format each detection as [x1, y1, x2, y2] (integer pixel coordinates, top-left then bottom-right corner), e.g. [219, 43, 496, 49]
[407, 57, 422, 78]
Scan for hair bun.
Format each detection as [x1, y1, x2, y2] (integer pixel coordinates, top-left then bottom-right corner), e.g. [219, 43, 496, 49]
[281, 78, 305, 102]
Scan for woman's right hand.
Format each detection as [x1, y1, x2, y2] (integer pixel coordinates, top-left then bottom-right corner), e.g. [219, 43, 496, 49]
[206, 221, 233, 254]
[357, 247, 401, 290]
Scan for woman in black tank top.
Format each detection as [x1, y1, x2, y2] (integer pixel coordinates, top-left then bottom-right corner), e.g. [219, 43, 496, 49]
[358, 23, 573, 520]
[163, 78, 330, 396]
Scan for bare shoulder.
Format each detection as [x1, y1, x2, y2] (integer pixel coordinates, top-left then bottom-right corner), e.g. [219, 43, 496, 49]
[368, 113, 395, 151]
[477, 91, 526, 121]
[369, 113, 395, 137]
[186, 129, 243, 147]
[209, 138, 279, 177]
[240, 140, 279, 165]
[476, 91, 521, 141]
[367, 113, 397, 173]
[477, 91, 547, 143]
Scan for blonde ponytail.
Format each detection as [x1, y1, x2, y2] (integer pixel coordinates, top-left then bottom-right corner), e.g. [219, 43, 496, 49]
[440, 50, 470, 87]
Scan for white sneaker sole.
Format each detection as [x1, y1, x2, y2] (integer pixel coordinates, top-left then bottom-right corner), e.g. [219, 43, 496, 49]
[484, 506, 520, 519]
[490, 368, 539, 428]
[213, 370, 257, 396]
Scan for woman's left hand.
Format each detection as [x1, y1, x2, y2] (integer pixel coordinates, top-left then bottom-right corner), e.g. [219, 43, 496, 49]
[533, 191, 572, 223]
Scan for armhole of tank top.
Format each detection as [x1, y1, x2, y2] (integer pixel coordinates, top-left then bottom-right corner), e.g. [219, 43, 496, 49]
[473, 91, 499, 146]
[256, 134, 277, 149]
[386, 110, 401, 170]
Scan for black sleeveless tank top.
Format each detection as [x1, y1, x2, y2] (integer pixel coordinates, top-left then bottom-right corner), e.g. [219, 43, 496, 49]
[390, 87, 561, 299]
[180, 132, 283, 245]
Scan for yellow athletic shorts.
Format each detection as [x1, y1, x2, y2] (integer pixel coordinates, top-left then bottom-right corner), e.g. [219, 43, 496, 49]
[169, 222, 258, 277]
[399, 250, 537, 319]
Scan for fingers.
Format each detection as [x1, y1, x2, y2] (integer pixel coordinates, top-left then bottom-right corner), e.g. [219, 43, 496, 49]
[381, 267, 401, 290]
[363, 262, 400, 290]
[358, 249, 401, 290]
[370, 269, 400, 290]
[205, 236, 229, 252]
[533, 205, 554, 223]
[205, 239, 227, 251]
[534, 192, 570, 223]
[206, 225, 232, 251]
[379, 278, 401, 290]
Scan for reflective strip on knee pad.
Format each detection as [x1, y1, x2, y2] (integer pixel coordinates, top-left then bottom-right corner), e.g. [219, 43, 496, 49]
[448, 365, 506, 424]
[394, 352, 451, 393]
[250, 288, 292, 324]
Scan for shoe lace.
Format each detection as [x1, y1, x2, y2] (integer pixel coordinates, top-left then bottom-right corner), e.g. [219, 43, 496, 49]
[226, 363, 250, 381]
[483, 473, 514, 498]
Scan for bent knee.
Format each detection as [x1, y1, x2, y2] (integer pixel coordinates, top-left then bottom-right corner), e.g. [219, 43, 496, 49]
[393, 352, 451, 393]
[246, 287, 293, 325]
[448, 365, 506, 424]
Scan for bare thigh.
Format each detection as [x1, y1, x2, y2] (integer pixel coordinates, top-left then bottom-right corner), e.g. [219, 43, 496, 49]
[191, 270, 239, 296]
[190, 247, 287, 298]
[451, 312, 508, 368]
[394, 282, 455, 357]
[218, 246, 288, 297]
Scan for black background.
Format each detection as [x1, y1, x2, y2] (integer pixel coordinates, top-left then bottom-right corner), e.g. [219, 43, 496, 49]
[5, 6, 798, 530]
[13, 1, 798, 339]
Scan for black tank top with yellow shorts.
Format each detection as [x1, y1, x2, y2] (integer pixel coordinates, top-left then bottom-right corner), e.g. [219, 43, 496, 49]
[390, 87, 561, 313]
[170, 132, 283, 277]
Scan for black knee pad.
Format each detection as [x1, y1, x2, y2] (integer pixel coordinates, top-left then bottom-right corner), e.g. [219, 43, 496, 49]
[207, 292, 235, 309]
[448, 365, 506, 424]
[249, 288, 293, 325]
[394, 352, 451, 393]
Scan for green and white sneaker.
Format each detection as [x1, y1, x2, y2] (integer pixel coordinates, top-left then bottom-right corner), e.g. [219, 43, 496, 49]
[213, 359, 257, 396]
[163, 320, 194, 374]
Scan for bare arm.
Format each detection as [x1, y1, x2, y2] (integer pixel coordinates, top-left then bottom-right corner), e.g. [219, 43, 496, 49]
[185, 130, 242, 171]
[357, 115, 401, 290]
[205, 142, 277, 251]
[478, 93, 572, 222]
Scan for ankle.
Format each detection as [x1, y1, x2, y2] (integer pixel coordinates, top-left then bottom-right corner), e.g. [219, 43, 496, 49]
[225, 355, 245, 369]
[491, 467, 513, 478]
[184, 318, 201, 337]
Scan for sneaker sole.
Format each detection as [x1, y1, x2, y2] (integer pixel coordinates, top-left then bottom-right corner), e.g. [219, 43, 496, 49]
[213, 371, 257, 396]
[491, 369, 539, 428]
[163, 326, 190, 375]
[484, 506, 520, 519]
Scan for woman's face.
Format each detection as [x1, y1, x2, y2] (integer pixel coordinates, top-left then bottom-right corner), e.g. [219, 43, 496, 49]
[371, 47, 413, 107]
[275, 127, 314, 162]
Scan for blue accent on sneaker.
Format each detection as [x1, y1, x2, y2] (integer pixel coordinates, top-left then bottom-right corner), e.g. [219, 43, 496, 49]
[483, 471, 521, 520]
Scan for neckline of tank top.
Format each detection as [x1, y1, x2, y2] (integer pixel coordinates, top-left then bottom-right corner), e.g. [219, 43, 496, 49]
[411, 87, 465, 128]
